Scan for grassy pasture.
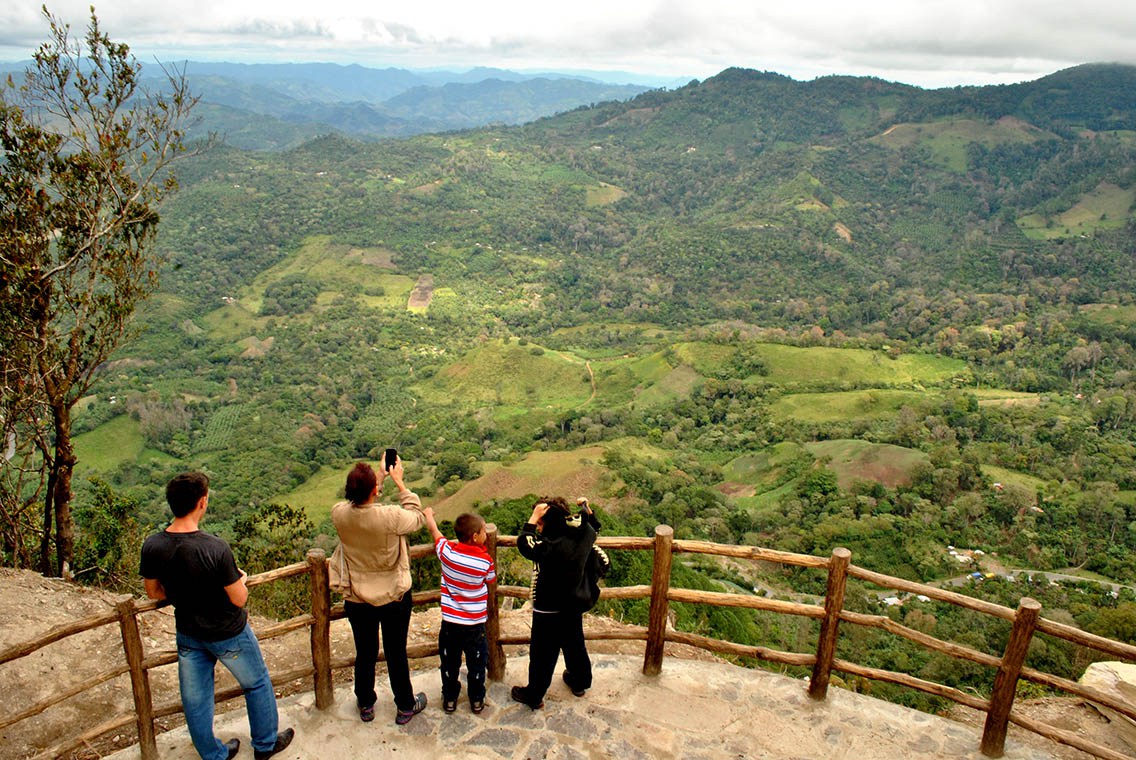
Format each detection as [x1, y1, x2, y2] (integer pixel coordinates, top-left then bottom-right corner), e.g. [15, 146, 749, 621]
[672, 342, 965, 387]
[770, 389, 928, 422]
[805, 439, 927, 490]
[427, 446, 617, 520]
[981, 465, 1046, 495]
[586, 182, 627, 206]
[1018, 182, 1136, 240]
[243, 236, 417, 313]
[73, 415, 176, 474]
[412, 339, 592, 409]
[722, 442, 808, 486]
[1078, 304, 1136, 326]
[872, 118, 1045, 172]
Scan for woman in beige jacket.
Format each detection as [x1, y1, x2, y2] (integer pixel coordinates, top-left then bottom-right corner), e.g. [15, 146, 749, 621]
[331, 459, 430, 724]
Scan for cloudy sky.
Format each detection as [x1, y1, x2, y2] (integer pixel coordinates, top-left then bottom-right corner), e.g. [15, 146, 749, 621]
[2, 1, 1135, 88]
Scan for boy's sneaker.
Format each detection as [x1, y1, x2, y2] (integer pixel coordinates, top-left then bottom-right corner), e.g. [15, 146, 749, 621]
[562, 671, 586, 697]
[253, 728, 294, 760]
[510, 685, 544, 710]
[224, 739, 240, 760]
[470, 699, 485, 714]
[359, 705, 375, 722]
[443, 698, 457, 713]
[396, 692, 427, 725]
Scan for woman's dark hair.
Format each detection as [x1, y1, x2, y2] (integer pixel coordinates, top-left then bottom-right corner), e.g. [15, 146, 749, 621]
[345, 462, 377, 505]
[537, 496, 572, 534]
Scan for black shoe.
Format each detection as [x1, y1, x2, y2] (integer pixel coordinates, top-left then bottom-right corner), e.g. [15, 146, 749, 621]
[470, 699, 485, 714]
[359, 704, 375, 722]
[562, 671, 586, 697]
[443, 698, 457, 713]
[396, 692, 427, 725]
[510, 685, 543, 710]
[224, 738, 240, 760]
[253, 727, 294, 760]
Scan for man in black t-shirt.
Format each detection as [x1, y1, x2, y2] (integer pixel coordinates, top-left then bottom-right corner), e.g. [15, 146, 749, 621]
[141, 473, 294, 760]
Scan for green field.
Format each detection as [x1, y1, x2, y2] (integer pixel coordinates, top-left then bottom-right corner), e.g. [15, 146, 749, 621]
[73, 415, 177, 474]
[764, 344, 965, 386]
[873, 118, 1046, 172]
[1018, 182, 1136, 240]
[804, 439, 927, 490]
[412, 340, 593, 410]
[981, 465, 1045, 497]
[243, 235, 416, 313]
[771, 389, 929, 422]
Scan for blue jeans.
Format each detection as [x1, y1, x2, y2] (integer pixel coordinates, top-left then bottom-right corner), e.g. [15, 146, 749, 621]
[177, 624, 279, 760]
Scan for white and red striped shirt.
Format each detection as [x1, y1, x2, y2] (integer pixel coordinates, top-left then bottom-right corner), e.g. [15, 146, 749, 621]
[434, 537, 496, 625]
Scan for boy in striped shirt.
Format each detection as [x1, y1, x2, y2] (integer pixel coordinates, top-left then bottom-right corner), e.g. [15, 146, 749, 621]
[425, 511, 496, 714]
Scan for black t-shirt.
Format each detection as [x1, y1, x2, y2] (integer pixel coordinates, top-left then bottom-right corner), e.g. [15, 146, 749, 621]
[140, 530, 247, 641]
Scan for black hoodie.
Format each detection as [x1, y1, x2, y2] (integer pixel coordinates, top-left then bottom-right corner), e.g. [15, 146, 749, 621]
[518, 510, 609, 613]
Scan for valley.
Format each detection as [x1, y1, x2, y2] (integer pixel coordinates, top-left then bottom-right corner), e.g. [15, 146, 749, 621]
[30, 62, 1136, 715]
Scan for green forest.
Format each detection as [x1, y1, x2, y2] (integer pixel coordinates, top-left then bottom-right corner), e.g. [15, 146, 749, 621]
[41, 63, 1136, 710]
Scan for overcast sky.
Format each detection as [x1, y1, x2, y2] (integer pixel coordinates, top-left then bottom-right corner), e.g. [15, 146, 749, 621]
[2, 1, 1135, 88]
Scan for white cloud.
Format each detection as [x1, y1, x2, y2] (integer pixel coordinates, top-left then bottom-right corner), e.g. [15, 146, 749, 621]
[2, 0, 1135, 87]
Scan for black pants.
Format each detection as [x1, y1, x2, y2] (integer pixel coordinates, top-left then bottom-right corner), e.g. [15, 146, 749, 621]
[519, 610, 591, 705]
[344, 591, 415, 711]
[439, 620, 488, 702]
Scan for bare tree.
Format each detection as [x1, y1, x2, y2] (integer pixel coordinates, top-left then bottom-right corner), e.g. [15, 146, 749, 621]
[0, 8, 201, 576]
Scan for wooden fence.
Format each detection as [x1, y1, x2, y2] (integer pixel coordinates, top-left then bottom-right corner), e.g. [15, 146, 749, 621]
[2, 524, 1135, 760]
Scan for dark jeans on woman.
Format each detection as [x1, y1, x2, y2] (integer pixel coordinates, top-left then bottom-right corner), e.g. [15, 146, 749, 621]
[439, 620, 488, 702]
[517, 610, 591, 706]
[344, 591, 415, 711]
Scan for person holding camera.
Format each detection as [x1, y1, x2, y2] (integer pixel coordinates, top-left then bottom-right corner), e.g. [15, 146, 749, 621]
[331, 455, 430, 725]
[511, 496, 610, 709]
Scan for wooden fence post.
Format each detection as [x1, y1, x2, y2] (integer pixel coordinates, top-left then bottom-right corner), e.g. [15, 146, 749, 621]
[809, 547, 851, 701]
[116, 595, 157, 760]
[485, 523, 506, 680]
[981, 597, 1042, 757]
[307, 549, 333, 710]
[643, 524, 674, 676]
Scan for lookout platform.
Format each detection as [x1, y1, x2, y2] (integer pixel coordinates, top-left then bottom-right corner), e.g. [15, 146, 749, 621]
[104, 653, 1055, 760]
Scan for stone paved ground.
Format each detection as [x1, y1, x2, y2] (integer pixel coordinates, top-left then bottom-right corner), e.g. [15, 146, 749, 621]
[105, 654, 1056, 760]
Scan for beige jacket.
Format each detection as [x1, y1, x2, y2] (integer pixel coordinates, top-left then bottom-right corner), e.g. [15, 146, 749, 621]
[331, 489, 424, 607]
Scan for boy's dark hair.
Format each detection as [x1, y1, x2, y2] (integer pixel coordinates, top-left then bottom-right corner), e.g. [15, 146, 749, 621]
[454, 513, 485, 543]
[166, 472, 209, 518]
[345, 462, 377, 505]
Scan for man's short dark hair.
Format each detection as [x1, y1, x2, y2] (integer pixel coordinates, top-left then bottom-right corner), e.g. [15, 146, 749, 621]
[166, 472, 209, 518]
[455, 513, 485, 543]
[345, 462, 377, 505]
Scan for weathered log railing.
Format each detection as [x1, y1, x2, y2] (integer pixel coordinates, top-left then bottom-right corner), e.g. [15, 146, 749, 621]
[2, 524, 1135, 760]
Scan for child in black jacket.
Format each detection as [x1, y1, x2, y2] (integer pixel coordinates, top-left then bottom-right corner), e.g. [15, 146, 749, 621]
[511, 496, 610, 709]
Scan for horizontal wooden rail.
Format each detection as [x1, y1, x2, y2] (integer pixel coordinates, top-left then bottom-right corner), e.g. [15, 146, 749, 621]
[245, 561, 309, 587]
[668, 587, 826, 618]
[1035, 617, 1136, 661]
[30, 712, 136, 760]
[0, 608, 118, 665]
[847, 565, 1017, 621]
[1019, 666, 1136, 725]
[673, 539, 831, 568]
[1008, 710, 1132, 760]
[498, 627, 650, 647]
[666, 629, 817, 667]
[833, 658, 989, 712]
[840, 610, 1001, 669]
[0, 662, 129, 730]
